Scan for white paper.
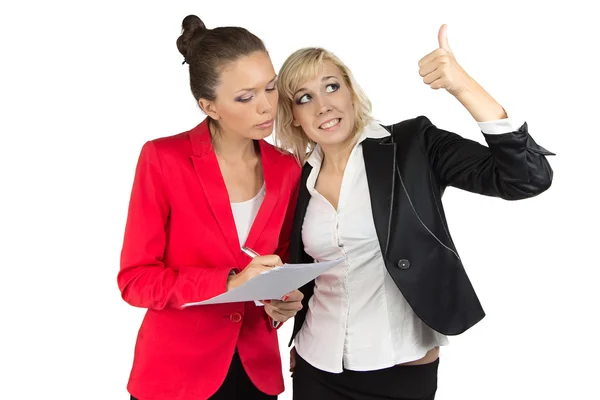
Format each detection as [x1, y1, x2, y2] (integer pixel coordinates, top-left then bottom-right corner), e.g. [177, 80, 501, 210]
[181, 257, 344, 307]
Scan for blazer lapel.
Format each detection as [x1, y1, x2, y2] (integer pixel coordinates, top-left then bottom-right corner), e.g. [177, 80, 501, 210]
[362, 138, 396, 257]
[242, 140, 281, 252]
[189, 121, 284, 266]
[289, 164, 312, 263]
[189, 120, 243, 266]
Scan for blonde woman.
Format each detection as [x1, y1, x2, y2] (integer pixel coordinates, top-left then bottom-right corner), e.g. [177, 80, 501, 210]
[275, 25, 554, 400]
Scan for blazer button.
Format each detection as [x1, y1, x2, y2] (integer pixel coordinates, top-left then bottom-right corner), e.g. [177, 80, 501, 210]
[230, 312, 242, 323]
[397, 259, 411, 270]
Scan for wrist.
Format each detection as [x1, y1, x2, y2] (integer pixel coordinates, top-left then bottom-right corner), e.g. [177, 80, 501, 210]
[453, 75, 478, 101]
[453, 79, 506, 122]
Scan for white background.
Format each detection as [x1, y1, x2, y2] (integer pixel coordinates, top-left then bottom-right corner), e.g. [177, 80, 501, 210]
[1, 1, 598, 399]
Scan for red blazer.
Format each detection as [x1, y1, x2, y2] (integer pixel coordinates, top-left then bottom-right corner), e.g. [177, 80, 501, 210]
[118, 119, 301, 400]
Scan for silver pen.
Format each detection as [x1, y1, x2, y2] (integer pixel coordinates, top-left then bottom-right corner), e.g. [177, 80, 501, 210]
[241, 246, 260, 259]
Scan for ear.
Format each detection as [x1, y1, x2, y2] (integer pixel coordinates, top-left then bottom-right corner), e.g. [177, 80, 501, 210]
[198, 98, 221, 120]
[292, 117, 301, 127]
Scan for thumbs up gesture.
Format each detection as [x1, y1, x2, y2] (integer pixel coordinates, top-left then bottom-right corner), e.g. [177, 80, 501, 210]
[418, 24, 472, 96]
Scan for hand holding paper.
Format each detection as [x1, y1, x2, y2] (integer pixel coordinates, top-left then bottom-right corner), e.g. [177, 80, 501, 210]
[182, 257, 344, 307]
[262, 289, 304, 323]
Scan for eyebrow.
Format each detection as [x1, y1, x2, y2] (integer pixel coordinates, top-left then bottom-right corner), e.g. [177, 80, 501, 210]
[236, 75, 278, 94]
[294, 76, 338, 96]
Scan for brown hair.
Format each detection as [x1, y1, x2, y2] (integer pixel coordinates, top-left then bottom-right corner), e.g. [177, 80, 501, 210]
[176, 15, 267, 102]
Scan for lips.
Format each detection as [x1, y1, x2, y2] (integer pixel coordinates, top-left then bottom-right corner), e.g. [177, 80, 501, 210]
[256, 119, 274, 129]
[319, 118, 341, 129]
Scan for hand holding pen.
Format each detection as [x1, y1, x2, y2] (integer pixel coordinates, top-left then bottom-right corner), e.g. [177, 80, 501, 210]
[238, 247, 304, 323]
[226, 248, 282, 292]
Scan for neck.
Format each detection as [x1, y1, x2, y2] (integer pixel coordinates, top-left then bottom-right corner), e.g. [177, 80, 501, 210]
[320, 137, 357, 174]
[210, 122, 258, 164]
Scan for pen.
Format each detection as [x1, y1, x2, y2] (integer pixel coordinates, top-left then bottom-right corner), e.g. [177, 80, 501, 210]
[241, 246, 260, 259]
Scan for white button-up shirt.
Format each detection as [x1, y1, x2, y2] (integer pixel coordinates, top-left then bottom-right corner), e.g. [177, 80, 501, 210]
[294, 118, 519, 373]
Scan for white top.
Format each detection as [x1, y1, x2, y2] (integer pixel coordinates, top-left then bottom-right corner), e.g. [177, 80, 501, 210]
[294, 117, 522, 373]
[231, 183, 265, 246]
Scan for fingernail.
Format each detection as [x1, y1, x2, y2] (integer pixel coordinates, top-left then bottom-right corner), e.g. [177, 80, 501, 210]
[263, 300, 271, 304]
[282, 296, 289, 302]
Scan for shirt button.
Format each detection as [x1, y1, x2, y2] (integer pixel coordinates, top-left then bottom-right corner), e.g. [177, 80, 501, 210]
[230, 312, 243, 323]
[397, 259, 411, 270]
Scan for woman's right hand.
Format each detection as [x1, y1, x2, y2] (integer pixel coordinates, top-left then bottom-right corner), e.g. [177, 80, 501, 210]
[226, 255, 283, 291]
[290, 346, 297, 375]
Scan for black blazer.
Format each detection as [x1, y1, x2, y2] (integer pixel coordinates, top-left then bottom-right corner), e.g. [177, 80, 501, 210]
[289, 116, 554, 345]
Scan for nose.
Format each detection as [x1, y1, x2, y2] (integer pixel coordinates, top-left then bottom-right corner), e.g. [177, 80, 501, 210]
[257, 92, 274, 115]
[315, 96, 332, 115]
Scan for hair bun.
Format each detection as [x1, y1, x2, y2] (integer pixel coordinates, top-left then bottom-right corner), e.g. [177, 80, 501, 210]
[177, 15, 207, 60]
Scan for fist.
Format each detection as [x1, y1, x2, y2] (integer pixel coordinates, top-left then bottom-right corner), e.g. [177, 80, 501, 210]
[418, 24, 472, 96]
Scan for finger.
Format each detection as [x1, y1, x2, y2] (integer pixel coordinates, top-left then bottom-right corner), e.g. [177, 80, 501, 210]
[282, 290, 304, 302]
[256, 266, 274, 273]
[418, 48, 449, 69]
[265, 307, 290, 322]
[273, 297, 303, 309]
[418, 61, 439, 77]
[247, 265, 274, 278]
[429, 77, 447, 90]
[423, 69, 443, 85]
[438, 24, 452, 52]
[270, 301, 303, 313]
[253, 254, 283, 267]
[268, 303, 300, 317]
[265, 303, 286, 315]
[275, 302, 302, 317]
[418, 48, 439, 68]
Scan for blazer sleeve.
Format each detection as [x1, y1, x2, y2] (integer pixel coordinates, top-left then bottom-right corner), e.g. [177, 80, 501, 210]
[117, 141, 231, 310]
[412, 116, 555, 200]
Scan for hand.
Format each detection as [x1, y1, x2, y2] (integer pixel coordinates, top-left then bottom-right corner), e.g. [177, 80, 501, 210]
[290, 347, 297, 375]
[418, 24, 473, 96]
[226, 255, 282, 291]
[262, 289, 303, 323]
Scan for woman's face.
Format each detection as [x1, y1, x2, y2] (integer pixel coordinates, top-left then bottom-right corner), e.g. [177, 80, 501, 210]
[201, 51, 278, 140]
[291, 60, 355, 148]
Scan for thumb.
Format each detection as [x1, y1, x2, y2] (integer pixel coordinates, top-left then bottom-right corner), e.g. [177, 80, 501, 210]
[438, 24, 452, 51]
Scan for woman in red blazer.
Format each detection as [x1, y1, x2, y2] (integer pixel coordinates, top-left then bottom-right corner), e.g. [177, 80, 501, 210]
[118, 15, 303, 400]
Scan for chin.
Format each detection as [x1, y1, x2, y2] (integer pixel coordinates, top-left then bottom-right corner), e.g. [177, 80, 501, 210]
[248, 127, 273, 140]
[317, 129, 353, 146]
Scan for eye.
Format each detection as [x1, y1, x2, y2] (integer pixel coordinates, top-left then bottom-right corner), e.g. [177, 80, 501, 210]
[236, 96, 253, 103]
[296, 94, 311, 105]
[325, 83, 340, 93]
[266, 86, 277, 92]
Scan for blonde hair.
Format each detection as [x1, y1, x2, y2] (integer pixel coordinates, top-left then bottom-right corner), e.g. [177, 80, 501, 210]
[275, 47, 373, 164]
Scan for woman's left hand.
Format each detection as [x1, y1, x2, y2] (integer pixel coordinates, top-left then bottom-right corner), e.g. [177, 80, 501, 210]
[418, 24, 473, 96]
[262, 290, 304, 323]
